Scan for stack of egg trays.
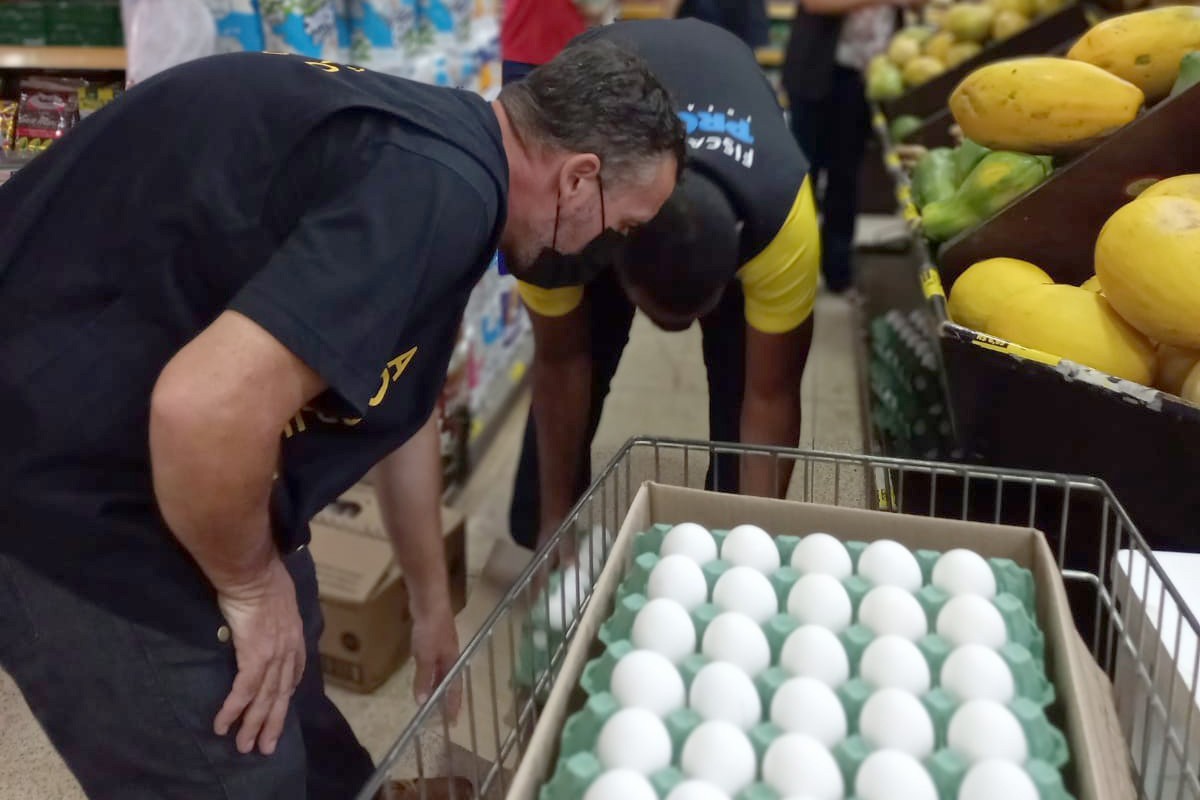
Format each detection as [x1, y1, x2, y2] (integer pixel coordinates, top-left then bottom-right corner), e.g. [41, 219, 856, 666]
[538, 524, 1077, 800]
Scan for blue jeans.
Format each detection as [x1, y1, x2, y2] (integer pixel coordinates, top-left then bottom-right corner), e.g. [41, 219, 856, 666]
[0, 550, 374, 800]
[789, 66, 871, 294]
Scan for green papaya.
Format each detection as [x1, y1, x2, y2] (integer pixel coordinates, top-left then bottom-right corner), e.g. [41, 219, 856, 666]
[889, 114, 923, 142]
[921, 151, 1053, 241]
[866, 61, 905, 101]
[911, 148, 959, 209]
[952, 139, 991, 183]
[1169, 51, 1200, 99]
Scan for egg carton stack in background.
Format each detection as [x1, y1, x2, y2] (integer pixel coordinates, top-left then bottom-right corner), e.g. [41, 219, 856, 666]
[533, 523, 1078, 800]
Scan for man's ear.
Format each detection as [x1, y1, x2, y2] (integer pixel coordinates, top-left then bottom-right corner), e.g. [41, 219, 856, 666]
[558, 153, 601, 203]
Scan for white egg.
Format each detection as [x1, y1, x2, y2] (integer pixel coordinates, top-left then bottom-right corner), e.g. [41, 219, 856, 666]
[940, 644, 1015, 704]
[701, 612, 771, 676]
[786, 574, 853, 632]
[633, 598, 697, 665]
[859, 634, 931, 694]
[857, 539, 924, 592]
[689, 661, 763, 731]
[762, 733, 844, 800]
[958, 759, 1039, 800]
[713, 566, 779, 623]
[770, 677, 847, 747]
[858, 585, 928, 640]
[932, 549, 997, 599]
[596, 708, 673, 774]
[790, 532, 853, 579]
[666, 780, 731, 800]
[937, 595, 1007, 649]
[648, 554, 710, 611]
[663, 522, 719, 564]
[859, 688, 936, 759]
[779, 625, 851, 687]
[584, 769, 659, 800]
[681, 721, 758, 796]
[948, 700, 1028, 764]
[721, 524, 781, 574]
[611, 649, 686, 716]
[855, 749, 939, 800]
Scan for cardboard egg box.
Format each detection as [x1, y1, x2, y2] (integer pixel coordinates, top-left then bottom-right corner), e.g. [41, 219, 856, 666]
[507, 482, 1135, 800]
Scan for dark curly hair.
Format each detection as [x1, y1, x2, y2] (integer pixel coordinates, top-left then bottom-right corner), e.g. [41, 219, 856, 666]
[498, 38, 686, 185]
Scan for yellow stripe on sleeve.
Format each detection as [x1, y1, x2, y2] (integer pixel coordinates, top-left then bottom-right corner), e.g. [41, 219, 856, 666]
[736, 174, 821, 334]
[514, 280, 585, 318]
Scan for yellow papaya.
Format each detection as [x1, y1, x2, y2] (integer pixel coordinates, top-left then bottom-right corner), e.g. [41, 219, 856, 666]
[1183, 361, 1200, 406]
[925, 31, 957, 62]
[1094, 195, 1200, 348]
[990, 0, 1036, 17]
[904, 56, 947, 87]
[946, 3, 996, 42]
[1066, 6, 1200, 102]
[1139, 173, 1200, 203]
[889, 35, 923, 66]
[949, 57, 1144, 154]
[986, 284, 1157, 383]
[1080, 275, 1104, 293]
[992, 10, 1030, 38]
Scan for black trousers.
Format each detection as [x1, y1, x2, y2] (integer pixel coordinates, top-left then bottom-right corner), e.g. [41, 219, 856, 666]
[0, 548, 375, 800]
[509, 271, 747, 549]
[788, 65, 871, 294]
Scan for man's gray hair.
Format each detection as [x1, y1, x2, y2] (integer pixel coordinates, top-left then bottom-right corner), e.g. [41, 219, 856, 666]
[498, 38, 686, 185]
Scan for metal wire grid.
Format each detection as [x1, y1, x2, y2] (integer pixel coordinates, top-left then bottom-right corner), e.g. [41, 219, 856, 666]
[356, 438, 1200, 800]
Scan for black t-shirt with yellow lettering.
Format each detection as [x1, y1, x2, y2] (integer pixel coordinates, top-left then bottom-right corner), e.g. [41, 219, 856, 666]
[0, 52, 506, 636]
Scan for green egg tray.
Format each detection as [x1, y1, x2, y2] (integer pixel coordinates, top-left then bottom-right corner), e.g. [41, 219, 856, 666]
[529, 526, 1069, 800]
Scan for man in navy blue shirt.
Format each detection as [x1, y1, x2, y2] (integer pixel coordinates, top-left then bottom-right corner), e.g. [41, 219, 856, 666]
[0, 44, 682, 799]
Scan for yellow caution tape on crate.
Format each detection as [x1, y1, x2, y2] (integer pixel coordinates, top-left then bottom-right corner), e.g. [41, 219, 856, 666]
[876, 488, 897, 510]
[969, 333, 1063, 367]
[920, 268, 946, 300]
[885, 151, 902, 169]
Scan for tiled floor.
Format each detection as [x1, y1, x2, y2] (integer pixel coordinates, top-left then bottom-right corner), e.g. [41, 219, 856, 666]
[0, 292, 864, 799]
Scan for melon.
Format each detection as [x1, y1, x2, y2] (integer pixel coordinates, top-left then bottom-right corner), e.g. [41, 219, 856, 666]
[1080, 275, 1103, 293]
[947, 257, 1054, 332]
[1183, 361, 1200, 406]
[1139, 173, 1200, 203]
[1095, 195, 1200, 348]
[985, 283, 1157, 383]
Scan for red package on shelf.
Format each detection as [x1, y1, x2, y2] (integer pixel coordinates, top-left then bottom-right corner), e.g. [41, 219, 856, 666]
[15, 78, 82, 153]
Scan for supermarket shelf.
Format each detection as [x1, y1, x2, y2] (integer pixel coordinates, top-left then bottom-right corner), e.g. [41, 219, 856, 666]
[755, 47, 783, 68]
[768, 2, 795, 19]
[0, 46, 125, 71]
[467, 329, 534, 468]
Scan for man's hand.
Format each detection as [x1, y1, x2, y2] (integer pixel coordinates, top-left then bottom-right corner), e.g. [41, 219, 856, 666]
[213, 556, 306, 755]
[411, 603, 462, 720]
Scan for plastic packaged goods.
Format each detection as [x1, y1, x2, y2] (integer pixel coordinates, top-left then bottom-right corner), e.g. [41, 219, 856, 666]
[13, 77, 87, 154]
[202, 0, 267, 52]
[260, 0, 344, 60]
[0, 101, 17, 156]
[420, 0, 472, 45]
[347, 0, 420, 67]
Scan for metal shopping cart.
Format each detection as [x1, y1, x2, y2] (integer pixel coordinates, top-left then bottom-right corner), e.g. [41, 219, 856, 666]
[355, 438, 1200, 800]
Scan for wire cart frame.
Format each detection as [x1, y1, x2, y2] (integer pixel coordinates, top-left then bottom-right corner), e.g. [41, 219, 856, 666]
[356, 438, 1200, 800]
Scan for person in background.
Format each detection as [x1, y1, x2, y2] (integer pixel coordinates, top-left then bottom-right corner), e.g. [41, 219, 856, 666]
[0, 44, 682, 799]
[782, 0, 920, 293]
[669, 0, 770, 48]
[501, 0, 615, 86]
[510, 19, 819, 553]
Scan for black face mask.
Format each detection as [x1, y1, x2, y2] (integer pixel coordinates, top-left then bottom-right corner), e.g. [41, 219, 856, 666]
[518, 175, 629, 289]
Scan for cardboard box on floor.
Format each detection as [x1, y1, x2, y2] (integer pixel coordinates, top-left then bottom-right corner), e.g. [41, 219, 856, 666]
[509, 483, 1136, 800]
[309, 483, 467, 693]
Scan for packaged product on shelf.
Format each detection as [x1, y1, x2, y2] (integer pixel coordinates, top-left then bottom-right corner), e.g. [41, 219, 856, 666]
[260, 0, 345, 60]
[202, 0, 267, 52]
[346, 0, 420, 67]
[420, 0, 472, 45]
[14, 77, 86, 153]
[77, 82, 123, 119]
[0, 101, 17, 155]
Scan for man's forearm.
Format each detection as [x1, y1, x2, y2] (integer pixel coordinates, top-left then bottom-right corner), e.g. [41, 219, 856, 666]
[739, 390, 801, 498]
[150, 397, 280, 593]
[373, 412, 451, 615]
[532, 355, 593, 535]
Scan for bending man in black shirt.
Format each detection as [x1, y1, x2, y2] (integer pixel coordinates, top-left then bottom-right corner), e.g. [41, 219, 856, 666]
[512, 19, 819, 551]
[0, 44, 682, 799]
